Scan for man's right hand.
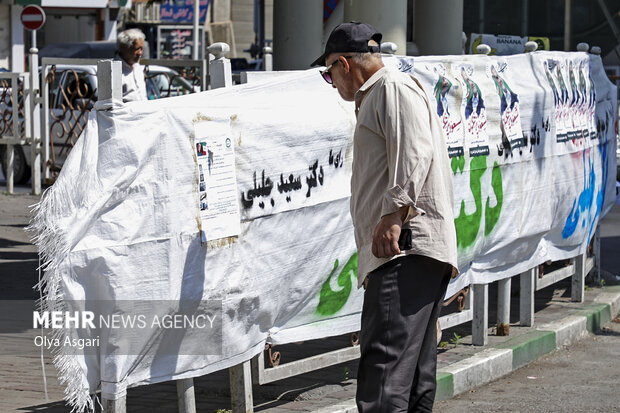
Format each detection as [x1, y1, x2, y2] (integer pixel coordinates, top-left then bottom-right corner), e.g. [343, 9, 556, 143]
[371, 207, 407, 258]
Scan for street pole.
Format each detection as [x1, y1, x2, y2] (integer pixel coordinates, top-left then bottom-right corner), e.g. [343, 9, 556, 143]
[29, 30, 41, 195]
[564, 0, 571, 51]
[193, 0, 199, 60]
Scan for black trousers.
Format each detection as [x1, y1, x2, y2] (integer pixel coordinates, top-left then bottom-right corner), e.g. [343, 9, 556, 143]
[356, 254, 451, 413]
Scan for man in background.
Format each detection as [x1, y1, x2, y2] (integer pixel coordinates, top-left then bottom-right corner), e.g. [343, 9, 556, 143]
[116, 28, 147, 102]
[312, 22, 458, 412]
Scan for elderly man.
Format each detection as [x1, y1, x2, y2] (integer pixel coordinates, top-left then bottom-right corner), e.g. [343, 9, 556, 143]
[312, 22, 458, 412]
[116, 28, 147, 102]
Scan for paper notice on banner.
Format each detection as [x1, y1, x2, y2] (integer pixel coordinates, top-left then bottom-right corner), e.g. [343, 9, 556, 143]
[194, 120, 241, 241]
[572, 59, 592, 142]
[543, 59, 567, 143]
[487, 60, 524, 154]
[428, 62, 464, 158]
[552, 59, 573, 143]
[453, 62, 490, 157]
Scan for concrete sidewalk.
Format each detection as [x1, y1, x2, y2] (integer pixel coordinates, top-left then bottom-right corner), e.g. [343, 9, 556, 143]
[249, 284, 620, 413]
[1, 196, 619, 413]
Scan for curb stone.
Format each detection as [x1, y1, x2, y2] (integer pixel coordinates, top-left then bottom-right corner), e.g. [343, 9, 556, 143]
[593, 285, 620, 321]
[492, 330, 556, 369]
[311, 287, 620, 412]
[536, 315, 588, 348]
[314, 399, 357, 413]
[436, 348, 511, 397]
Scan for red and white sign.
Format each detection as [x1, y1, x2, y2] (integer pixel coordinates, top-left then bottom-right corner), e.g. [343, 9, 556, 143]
[20, 5, 46, 31]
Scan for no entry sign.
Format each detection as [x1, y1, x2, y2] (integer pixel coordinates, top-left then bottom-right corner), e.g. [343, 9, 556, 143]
[21, 5, 46, 31]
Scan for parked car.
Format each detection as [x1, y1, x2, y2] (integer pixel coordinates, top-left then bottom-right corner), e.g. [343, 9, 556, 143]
[0, 64, 197, 183]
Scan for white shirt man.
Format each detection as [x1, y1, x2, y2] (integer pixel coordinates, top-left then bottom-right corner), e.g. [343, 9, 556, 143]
[117, 29, 148, 102]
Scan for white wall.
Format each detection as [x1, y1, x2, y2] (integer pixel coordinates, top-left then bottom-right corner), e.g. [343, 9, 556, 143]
[10, 5, 24, 72]
[43, 11, 97, 45]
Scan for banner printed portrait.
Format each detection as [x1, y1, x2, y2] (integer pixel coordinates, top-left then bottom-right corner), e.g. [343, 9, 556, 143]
[453, 62, 490, 158]
[567, 60, 587, 148]
[583, 59, 597, 141]
[572, 58, 597, 144]
[486, 59, 525, 160]
[429, 62, 465, 158]
[547, 59, 573, 143]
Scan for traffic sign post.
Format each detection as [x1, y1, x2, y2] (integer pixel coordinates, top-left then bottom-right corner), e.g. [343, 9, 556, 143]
[20, 5, 45, 195]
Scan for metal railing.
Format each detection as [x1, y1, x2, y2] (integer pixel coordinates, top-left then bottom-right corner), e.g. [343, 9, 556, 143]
[40, 57, 208, 184]
[0, 72, 30, 193]
[0, 45, 231, 191]
[42, 60, 97, 182]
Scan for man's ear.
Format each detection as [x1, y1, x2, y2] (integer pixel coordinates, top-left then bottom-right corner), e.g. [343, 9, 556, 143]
[340, 55, 351, 73]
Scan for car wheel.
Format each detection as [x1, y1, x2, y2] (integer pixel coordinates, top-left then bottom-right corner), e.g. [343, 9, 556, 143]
[0, 145, 31, 184]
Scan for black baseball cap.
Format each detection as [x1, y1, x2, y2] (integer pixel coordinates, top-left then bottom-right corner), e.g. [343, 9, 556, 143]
[311, 21, 382, 67]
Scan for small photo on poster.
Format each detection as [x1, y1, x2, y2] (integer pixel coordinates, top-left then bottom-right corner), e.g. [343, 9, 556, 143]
[196, 142, 207, 157]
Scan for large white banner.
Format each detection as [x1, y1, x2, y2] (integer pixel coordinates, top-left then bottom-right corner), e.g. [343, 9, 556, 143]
[32, 52, 617, 411]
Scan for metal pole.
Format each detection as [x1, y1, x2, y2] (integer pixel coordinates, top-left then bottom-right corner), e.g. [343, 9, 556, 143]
[572, 254, 585, 303]
[519, 267, 535, 327]
[564, 0, 571, 51]
[6, 75, 18, 194]
[472, 283, 488, 346]
[497, 278, 511, 336]
[102, 397, 126, 413]
[97, 60, 124, 413]
[593, 226, 601, 284]
[41, 62, 50, 182]
[176, 378, 197, 413]
[29, 30, 41, 195]
[230, 361, 253, 413]
[479, 0, 484, 33]
[258, 0, 265, 55]
[193, 0, 200, 60]
[201, 58, 207, 91]
[522, 0, 528, 37]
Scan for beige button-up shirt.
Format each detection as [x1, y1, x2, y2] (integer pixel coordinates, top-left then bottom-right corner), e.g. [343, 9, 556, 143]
[121, 60, 148, 103]
[351, 66, 458, 287]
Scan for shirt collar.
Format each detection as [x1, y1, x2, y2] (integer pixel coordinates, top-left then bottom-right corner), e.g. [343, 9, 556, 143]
[114, 52, 137, 71]
[354, 66, 388, 114]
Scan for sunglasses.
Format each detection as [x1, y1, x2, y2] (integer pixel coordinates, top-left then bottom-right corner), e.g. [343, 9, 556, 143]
[320, 56, 352, 84]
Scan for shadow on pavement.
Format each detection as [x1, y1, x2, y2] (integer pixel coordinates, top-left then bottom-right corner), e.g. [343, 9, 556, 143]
[16, 401, 68, 412]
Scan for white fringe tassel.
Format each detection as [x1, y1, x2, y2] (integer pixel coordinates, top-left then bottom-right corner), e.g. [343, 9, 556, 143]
[28, 182, 95, 413]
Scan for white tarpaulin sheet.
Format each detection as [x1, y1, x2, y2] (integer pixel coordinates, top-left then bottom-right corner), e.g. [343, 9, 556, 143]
[32, 51, 617, 411]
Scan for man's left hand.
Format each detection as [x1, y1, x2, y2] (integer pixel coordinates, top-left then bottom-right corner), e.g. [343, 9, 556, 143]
[371, 208, 406, 258]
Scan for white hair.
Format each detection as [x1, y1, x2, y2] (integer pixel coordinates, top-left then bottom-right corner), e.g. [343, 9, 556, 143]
[117, 29, 145, 49]
[349, 52, 382, 70]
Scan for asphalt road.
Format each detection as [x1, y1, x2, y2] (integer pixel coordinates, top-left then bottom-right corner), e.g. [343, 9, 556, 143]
[434, 316, 620, 413]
